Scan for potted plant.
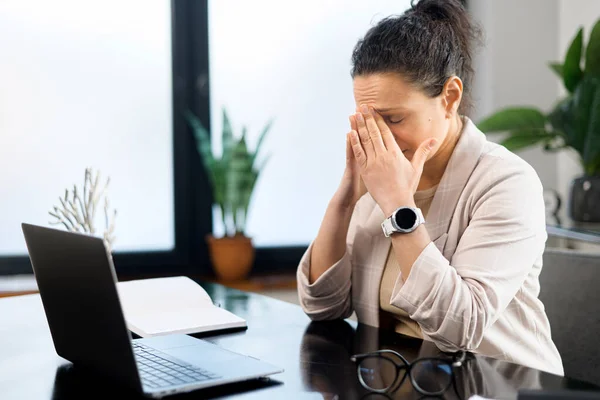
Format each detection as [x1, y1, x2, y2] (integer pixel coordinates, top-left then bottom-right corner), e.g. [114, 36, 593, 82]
[477, 19, 600, 222]
[185, 108, 272, 281]
[48, 167, 117, 252]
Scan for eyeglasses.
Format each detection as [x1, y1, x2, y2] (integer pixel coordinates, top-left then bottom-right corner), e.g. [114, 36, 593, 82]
[350, 349, 467, 396]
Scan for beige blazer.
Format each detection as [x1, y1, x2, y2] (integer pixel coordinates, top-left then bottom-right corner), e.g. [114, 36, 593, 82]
[297, 118, 564, 376]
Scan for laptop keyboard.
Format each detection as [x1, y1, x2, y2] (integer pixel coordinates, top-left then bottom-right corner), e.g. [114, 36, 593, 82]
[132, 342, 222, 389]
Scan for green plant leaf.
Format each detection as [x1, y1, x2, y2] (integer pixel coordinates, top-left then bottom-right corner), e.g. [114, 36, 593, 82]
[549, 62, 564, 79]
[550, 76, 600, 160]
[184, 110, 215, 173]
[586, 19, 600, 76]
[586, 157, 600, 176]
[255, 154, 271, 174]
[250, 119, 273, 168]
[239, 169, 259, 233]
[500, 131, 554, 152]
[221, 108, 234, 163]
[477, 107, 546, 133]
[224, 137, 254, 234]
[548, 96, 579, 152]
[563, 27, 584, 92]
[190, 107, 273, 235]
[184, 109, 232, 232]
[582, 78, 600, 175]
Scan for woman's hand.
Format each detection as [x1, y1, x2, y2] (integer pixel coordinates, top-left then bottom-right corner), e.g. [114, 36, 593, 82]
[309, 116, 368, 284]
[350, 104, 437, 217]
[331, 116, 368, 210]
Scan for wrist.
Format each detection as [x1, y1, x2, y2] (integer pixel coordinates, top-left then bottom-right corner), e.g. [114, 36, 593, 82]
[381, 196, 416, 217]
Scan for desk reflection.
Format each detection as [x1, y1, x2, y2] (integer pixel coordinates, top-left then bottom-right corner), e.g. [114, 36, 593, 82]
[50, 361, 281, 400]
[51, 363, 140, 400]
[300, 321, 544, 400]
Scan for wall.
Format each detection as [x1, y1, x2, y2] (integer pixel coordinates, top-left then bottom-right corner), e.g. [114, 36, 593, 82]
[470, 0, 560, 192]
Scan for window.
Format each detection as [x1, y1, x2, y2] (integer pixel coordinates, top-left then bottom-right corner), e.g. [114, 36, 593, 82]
[208, 0, 411, 248]
[0, 0, 174, 255]
[0, 0, 201, 275]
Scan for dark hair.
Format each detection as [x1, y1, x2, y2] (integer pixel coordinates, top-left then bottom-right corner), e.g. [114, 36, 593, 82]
[351, 0, 482, 115]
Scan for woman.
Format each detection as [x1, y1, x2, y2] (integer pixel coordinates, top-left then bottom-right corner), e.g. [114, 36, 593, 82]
[296, 0, 563, 376]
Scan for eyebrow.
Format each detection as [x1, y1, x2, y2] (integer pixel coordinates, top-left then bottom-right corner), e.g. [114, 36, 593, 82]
[373, 107, 399, 114]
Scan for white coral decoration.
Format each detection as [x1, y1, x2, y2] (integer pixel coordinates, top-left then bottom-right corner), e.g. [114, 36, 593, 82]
[49, 168, 117, 252]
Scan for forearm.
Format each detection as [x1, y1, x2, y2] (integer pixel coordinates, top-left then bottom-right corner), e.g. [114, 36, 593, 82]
[380, 198, 432, 281]
[309, 200, 355, 284]
[391, 224, 432, 280]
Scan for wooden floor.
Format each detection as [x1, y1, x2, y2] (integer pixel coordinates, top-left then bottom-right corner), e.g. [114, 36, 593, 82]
[257, 288, 300, 305]
[0, 273, 301, 305]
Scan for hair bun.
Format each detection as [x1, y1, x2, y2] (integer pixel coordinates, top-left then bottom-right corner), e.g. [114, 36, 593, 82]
[351, 0, 482, 116]
[412, 0, 465, 22]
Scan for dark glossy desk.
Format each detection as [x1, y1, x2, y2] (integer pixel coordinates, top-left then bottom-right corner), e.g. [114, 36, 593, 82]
[1, 282, 599, 400]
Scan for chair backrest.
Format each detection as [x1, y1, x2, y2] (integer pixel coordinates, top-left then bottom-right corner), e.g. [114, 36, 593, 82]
[539, 248, 600, 385]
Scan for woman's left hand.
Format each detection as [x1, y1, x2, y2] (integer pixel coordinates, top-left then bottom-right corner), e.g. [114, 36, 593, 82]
[350, 104, 437, 217]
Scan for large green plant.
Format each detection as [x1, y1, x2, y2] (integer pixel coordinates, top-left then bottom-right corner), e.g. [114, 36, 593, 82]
[477, 19, 600, 176]
[185, 108, 272, 237]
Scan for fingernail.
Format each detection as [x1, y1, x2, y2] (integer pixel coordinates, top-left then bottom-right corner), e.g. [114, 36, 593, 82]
[369, 106, 376, 116]
[360, 104, 369, 114]
[356, 112, 364, 122]
[428, 139, 437, 149]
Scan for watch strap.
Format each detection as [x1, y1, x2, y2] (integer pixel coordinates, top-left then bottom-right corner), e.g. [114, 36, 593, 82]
[381, 217, 395, 238]
[381, 207, 425, 237]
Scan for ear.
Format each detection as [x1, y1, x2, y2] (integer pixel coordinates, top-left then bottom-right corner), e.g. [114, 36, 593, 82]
[441, 76, 463, 118]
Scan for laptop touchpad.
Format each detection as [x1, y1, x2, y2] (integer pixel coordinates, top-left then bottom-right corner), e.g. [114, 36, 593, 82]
[161, 341, 241, 366]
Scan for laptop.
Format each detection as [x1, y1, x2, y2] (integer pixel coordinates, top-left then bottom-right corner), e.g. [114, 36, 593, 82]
[21, 223, 283, 398]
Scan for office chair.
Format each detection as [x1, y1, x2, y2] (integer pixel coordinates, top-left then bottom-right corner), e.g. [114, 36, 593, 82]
[539, 248, 600, 385]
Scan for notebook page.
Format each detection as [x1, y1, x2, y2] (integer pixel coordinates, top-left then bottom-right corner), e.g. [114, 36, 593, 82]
[117, 276, 213, 319]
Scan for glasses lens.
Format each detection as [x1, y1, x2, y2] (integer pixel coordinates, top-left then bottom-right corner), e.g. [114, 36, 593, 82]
[411, 359, 453, 394]
[358, 356, 398, 392]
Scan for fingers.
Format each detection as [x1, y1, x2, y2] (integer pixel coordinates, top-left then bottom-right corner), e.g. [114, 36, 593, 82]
[354, 111, 375, 157]
[360, 105, 386, 154]
[346, 131, 354, 163]
[349, 115, 358, 133]
[348, 116, 360, 166]
[411, 138, 438, 175]
[349, 130, 367, 167]
[372, 110, 398, 151]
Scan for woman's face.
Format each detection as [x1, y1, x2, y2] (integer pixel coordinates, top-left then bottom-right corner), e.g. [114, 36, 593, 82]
[352, 72, 460, 162]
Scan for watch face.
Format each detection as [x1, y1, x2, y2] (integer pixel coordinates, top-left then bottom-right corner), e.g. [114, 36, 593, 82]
[394, 208, 417, 230]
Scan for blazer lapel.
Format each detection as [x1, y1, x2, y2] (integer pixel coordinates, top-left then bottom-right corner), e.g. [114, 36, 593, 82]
[425, 117, 487, 245]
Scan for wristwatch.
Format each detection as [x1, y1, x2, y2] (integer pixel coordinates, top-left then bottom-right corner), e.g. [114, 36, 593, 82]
[381, 207, 425, 237]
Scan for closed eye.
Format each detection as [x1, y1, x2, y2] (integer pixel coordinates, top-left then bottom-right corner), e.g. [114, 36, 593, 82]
[387, 117, 403, 125]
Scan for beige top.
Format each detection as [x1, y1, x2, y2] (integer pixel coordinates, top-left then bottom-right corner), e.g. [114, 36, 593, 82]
[297, 117, 564, 376]
[379, 185, 438, 339]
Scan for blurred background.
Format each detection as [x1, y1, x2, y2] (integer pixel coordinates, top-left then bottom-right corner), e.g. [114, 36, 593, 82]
[1, 0, 599, 301]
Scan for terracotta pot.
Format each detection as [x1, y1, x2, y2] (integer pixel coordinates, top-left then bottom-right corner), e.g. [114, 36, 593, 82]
[206, 234, 255, 281]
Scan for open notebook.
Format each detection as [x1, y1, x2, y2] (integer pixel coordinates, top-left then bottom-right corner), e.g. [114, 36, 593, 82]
[116, 276, 246, 338]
